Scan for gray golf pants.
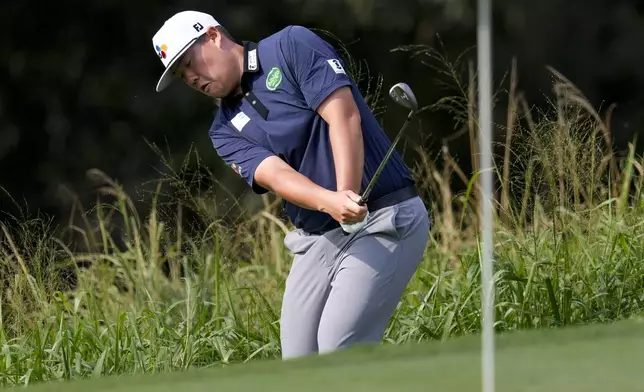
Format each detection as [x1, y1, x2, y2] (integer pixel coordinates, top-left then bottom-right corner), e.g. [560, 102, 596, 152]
[279, 196, 430, 359]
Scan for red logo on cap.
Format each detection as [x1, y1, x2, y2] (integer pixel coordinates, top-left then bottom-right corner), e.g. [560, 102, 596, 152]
[155, 44, 168, 59]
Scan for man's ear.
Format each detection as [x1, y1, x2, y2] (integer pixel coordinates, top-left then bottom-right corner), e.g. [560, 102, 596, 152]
[205, 26, 220, 44]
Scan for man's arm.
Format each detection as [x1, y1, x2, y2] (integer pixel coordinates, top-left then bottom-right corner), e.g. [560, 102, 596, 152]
[316, 86, 364, 194]
[255, 156, 332, 210]
[282, 26, 365, 195]
[254, 156, 367, 224]
[210, 112, 366, 224]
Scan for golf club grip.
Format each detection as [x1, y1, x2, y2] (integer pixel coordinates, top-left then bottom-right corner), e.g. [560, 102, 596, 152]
[359, 110, 415, 203]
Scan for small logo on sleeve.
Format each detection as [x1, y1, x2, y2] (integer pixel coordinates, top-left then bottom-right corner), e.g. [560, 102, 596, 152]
[231, 163, 242, 176]
[266, 67, 283, 91]
[327, 59, 346, 75]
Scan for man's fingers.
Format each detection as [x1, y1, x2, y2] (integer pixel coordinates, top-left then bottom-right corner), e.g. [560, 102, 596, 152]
[333, 190, 368, 224]
[342, 192, 365, 209]
[342, 206, 368, 223]
[344, 201, 367, 215]
[343, 190, 362, 204]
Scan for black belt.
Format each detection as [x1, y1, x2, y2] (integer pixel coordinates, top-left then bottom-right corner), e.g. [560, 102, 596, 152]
[365, 185, 418, 212]
[307, 185, 419, 235]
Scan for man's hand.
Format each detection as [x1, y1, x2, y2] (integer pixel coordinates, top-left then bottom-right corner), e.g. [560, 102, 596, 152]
[319, 190, 368, 224]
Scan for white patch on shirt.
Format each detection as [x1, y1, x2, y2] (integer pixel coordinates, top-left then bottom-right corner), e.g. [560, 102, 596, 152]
[327, 59, 346, 75]
[231, 111, 251, 132]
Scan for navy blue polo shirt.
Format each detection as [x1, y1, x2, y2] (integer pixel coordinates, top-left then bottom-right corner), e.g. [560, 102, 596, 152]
[208, 25, 415, 233]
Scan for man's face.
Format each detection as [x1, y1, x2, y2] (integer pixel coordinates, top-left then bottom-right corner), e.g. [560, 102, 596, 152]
[173, 28, 240, 98]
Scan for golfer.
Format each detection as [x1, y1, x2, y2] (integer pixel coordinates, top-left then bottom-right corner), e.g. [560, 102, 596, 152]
[151, 10, 431, 359]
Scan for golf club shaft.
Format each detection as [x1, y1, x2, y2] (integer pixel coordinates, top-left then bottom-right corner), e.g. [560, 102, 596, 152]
[358, 109, 415, 205]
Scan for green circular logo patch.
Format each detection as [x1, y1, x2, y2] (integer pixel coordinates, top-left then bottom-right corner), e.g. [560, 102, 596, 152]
[266, 67, 283, 91]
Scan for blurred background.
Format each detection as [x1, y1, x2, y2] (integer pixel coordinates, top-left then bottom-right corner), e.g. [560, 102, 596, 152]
[2, 0, 643, 232]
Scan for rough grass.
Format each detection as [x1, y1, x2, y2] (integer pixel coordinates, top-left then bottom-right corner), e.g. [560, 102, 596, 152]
[1, 45, 644, 389]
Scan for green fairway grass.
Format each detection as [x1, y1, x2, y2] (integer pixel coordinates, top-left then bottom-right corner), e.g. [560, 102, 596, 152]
[20, 317, 644, 392]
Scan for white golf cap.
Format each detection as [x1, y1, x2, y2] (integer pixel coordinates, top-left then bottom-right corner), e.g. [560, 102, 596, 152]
[152, 11, 221, 92]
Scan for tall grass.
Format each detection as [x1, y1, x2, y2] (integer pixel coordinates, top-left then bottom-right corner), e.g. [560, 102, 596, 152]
[2, 45, 644, 388]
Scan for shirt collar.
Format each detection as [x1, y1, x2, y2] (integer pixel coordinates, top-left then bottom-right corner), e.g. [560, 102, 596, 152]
[243, 41, 260, 74]
[222, 41, 260, 105]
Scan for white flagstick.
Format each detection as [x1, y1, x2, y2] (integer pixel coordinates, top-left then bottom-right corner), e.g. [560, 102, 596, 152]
[477, 0, 495, 391]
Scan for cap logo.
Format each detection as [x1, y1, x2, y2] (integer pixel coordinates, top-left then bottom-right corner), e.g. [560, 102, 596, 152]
[193, 23, 204, 32]
[155, 44, 168, 59]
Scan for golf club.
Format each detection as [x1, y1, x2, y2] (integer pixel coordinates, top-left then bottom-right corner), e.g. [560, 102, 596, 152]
[341, 82, 419, 234]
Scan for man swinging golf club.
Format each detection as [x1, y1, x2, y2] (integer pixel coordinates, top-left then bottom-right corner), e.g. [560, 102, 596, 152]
[151, 10, 431, 359]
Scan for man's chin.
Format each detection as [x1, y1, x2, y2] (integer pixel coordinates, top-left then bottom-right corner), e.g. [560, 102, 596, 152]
[201, 88, 222, 99]
[206, 87, 236, 100]
[207, 92, 226, 100]
[202, 84, 224, 98]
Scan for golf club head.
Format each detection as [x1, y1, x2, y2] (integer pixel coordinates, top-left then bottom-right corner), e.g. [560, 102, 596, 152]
[389, 82, 418, 111]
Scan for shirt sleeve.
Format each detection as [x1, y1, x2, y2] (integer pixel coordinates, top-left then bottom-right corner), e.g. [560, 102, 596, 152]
[208, 122, 275, 194]
[284, 25, 354, 111]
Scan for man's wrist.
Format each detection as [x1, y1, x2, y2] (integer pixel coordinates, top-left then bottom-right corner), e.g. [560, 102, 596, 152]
[316, 189, 334, 213]
[264, 166, 335, 213]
